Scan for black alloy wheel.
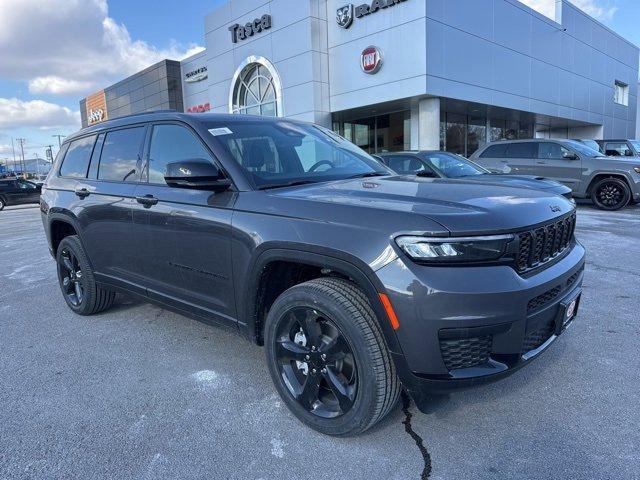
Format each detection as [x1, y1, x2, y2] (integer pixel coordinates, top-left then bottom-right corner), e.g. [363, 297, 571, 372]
[591, 178, 630, 211]
[58, 248, 85, 306]
[265, 278, 400, 436]
[274, 307, 357, 418]
[0, 197, 5, 211]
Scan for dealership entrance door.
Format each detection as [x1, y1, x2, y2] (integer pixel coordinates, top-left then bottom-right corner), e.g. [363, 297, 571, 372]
[332, 111, 411, 154]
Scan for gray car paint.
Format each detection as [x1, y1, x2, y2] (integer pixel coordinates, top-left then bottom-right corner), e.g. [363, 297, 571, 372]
[471, 138, 640, 201]
[40, 112, 585, 403]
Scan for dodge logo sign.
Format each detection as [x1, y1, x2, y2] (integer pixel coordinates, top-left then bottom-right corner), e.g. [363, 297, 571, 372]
[361, 46, 383, 74]
[336, 4, 354, 28]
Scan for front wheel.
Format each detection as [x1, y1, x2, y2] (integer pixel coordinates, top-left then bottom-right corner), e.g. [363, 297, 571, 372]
[591, 177, 630, 210]
[264, 277, 400, 436]
[0, 196, 5, 211]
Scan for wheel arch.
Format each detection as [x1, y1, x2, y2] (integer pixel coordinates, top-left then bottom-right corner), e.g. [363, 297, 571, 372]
[47, 211, 85, 256]
[241, 245, 402, 354]
[586, 172, 632, 196]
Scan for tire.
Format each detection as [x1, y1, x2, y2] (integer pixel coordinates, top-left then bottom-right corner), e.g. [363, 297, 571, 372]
[591, 177, 631, 211]
[264, 277, 400, 436]
[56, 235, 115, 315]
[0, 196, 5, 211]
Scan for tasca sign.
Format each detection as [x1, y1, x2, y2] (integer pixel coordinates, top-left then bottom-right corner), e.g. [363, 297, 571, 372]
[337, 0, 408, 29]
[229, 14, 272, 43]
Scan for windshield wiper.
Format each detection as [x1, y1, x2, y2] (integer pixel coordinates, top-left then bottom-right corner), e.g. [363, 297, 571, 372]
[257, 180, 318, 190]
[347, 172, 388, 179]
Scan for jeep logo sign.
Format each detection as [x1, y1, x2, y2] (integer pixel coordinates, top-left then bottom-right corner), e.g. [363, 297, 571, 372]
[337, 0, 408, 29]
[361, 46, 383, 74]
[229, 14, 272, 43]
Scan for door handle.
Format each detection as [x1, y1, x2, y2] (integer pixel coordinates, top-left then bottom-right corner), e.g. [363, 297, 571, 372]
[536, 160, 547, 164]
[136, 194, 159, 207]
[500, 159, 508, 163]
[74, 187, 90, 198]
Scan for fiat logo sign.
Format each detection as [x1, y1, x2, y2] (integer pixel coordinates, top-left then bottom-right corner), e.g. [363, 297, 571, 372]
[361, 46, 383, 74]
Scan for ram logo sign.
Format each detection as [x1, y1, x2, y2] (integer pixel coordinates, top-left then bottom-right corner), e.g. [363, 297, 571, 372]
[336, 4, 354, 29]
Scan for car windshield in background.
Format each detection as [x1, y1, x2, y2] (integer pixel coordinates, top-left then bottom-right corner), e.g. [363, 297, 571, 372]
[423, 152, 489, 178]
[564, 140, 603, 157]
[205, 120, 389, 189]
[575, 139, 601, 151]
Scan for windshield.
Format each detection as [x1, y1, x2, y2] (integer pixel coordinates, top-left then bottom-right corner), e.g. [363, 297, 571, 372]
[422, 152, 489, 178]
[204, 119, 389, 189]
[564, 140, 603, 157]
[576, 139, 601, 152]
[630, 141, 640, 153]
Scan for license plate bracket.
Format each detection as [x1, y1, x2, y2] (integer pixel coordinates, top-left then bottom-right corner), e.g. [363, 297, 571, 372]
[555, 291, 581, 335]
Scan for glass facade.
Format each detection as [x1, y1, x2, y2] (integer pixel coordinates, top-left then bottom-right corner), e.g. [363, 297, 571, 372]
[333, 111, 411, 154]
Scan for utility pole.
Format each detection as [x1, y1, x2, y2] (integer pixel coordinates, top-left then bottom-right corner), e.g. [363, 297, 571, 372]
[16, 138, 26, 179]
[52, 134, 65, 148]
[11, 137, 17, 173]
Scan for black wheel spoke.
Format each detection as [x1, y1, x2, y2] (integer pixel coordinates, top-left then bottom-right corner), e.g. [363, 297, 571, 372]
[276, 339, 310, 363]
[62, 255, 73, 272]
[298, 376, 321, 410]
[74, 282, 83, 303]
[298, 310, 322, 346]
[319, 335, 349, 362]
[324, 367, 355, 412]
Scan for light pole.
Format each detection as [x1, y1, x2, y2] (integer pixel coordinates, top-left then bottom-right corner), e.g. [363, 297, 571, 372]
[16, 138, 26, 179]
[52, 134, 66, 148]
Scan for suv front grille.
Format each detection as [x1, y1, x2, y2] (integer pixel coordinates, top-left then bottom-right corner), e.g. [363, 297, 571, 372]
[527, 285, 562, 313]
[516, 213, 576, 273]
[439, 335, 492, 371]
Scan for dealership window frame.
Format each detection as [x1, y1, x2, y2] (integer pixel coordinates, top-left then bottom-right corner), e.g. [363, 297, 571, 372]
[229, 56, 283, 117]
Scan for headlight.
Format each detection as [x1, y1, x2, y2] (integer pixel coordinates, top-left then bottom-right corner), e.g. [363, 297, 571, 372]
[634, 167, 640, 174]
[396, 234, 514, 263]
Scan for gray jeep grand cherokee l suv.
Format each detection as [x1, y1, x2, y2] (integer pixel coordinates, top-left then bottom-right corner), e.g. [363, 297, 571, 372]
[471, 139, 640, 210]
[40, 112, 585, 436]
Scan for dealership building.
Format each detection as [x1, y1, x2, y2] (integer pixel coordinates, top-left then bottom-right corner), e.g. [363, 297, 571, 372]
[81, 0, 639, 157]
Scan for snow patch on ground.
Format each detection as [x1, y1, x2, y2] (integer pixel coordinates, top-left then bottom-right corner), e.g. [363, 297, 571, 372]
[190, 369, 228, 391]
[270, 436, 285, 458]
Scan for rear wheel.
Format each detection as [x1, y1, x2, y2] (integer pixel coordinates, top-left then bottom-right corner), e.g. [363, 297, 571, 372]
[591, 177, 630, 210]
[56, 235, 115, 315]
[0, 196, 5, 211]
[264, 277, 400, 436]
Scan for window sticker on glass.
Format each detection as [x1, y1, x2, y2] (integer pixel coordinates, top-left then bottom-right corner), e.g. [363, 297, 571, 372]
[208, 127, 233, 136]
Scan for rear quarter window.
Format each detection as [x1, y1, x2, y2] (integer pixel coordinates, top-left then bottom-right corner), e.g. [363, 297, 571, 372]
[59, 136, 97, 178]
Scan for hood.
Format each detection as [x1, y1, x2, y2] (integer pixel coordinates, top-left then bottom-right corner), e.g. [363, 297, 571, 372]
[269, 176, 575, 235]
[459, 174, 570, 193]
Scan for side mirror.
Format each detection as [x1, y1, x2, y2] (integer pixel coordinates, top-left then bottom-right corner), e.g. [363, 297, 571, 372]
[625, 150, 634, 157]
[562, 152, 579, 160]
[164, 159, 231, 192]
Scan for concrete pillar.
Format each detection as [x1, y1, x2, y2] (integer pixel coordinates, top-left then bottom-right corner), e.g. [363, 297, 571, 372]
[410, 97, 440, 150]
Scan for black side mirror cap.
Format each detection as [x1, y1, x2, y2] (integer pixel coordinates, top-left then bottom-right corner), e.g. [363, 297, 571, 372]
[164, 159, 232, 192]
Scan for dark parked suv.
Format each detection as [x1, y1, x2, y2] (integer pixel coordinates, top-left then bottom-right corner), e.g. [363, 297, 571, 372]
[40, 112, 585, 436]
[0, 178, 42, 210]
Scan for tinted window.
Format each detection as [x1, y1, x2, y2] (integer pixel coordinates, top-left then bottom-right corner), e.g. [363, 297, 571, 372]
[424, 153, 487, 178]
[505, 142, 536, 159]
[385, 156, 427, 174]
[59, 136, 96, 178]
[204, 120, 387, 189]
[604, 142, 631, 157]
[480, 144, 507, 158]
[538, 143, 571, 159]
[98, 127, 145, 182]
[148, 125, 213, 184]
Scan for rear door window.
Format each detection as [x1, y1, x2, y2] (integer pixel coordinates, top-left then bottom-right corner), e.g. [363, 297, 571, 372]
[98, 127, 146, 182]
[479, 144, 507, 158]
[59, 136, 97, 178]
[538, 143, 571, 159]
[505, 142, 536, 159]
[386, 156, 427, 174]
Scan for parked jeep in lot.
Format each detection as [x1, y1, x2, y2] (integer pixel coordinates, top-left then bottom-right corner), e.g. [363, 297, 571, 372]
[40, 112, 585, 436]
[596, 139, 640, 157]
[0, 178, 41, 210]
[375, 150, 574, 200]
[471, 139, 640, 210]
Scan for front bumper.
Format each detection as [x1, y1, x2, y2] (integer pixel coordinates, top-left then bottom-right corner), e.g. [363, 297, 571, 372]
[376, 242, 585, 410]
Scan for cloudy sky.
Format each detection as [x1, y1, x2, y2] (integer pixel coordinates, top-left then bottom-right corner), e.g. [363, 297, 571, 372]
[0, 0, 637, 164]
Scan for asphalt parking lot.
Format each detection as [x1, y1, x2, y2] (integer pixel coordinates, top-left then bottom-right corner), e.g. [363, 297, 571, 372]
[1, 203, 639, 480]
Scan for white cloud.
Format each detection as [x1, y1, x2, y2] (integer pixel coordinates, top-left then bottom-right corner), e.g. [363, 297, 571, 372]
[28, 76, 95, 96]
[520, 0, 618, 21]
[0, 98, 80, 129]
[0, 144, 14, 155]
[0, 0, 204, 96]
